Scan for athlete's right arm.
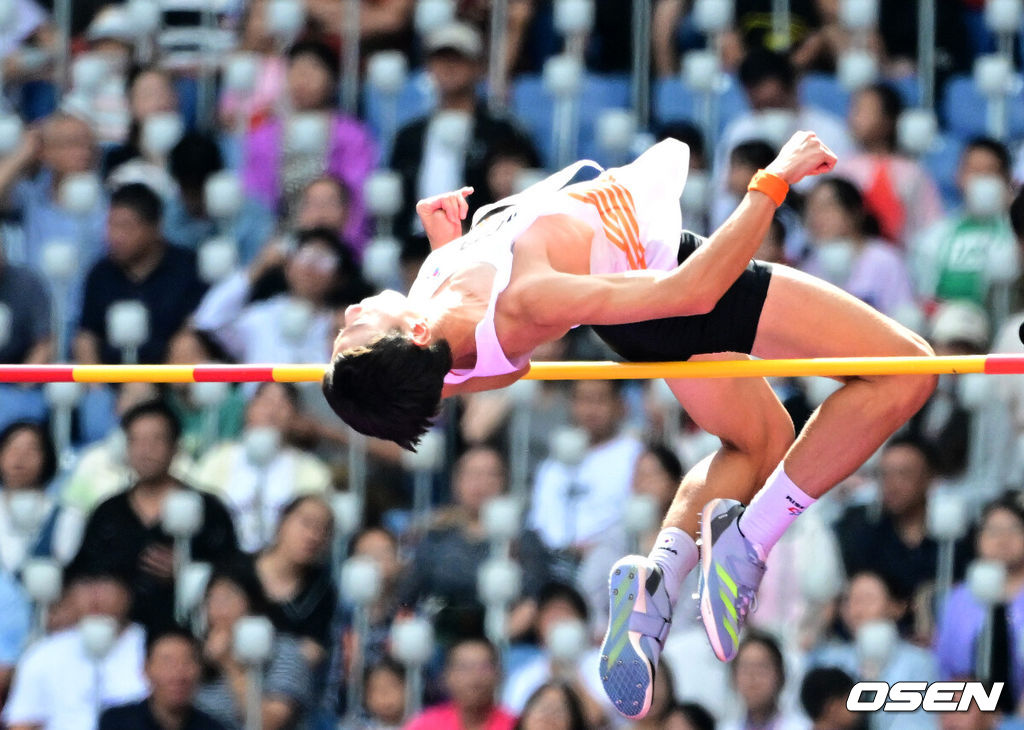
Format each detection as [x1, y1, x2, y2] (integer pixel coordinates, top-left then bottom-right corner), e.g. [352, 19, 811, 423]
[521, 132, 837, 327]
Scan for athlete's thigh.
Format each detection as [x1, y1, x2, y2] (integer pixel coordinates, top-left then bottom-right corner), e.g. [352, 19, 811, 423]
[752, 264, 930, 361]
[665, 352, 792, 452]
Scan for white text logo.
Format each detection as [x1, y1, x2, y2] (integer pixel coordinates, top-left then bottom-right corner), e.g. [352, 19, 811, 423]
[847, 681, 1003, 712]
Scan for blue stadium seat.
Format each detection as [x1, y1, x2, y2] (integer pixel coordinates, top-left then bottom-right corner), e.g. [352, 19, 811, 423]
[941, 73, 1024, 141]
[799, 73, 849, 118]
[799, 73, 922, 120]
[362, 71, 437, 163]
[510, 73, 632, 168]
[921, 132, 965, 209]
[652, 75, 749, 136]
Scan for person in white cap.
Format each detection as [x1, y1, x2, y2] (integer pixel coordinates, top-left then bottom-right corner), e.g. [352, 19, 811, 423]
[389, 21, 540, 240]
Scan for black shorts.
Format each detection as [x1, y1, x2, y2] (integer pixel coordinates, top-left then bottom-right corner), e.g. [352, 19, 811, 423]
[591, 231, 773, 362]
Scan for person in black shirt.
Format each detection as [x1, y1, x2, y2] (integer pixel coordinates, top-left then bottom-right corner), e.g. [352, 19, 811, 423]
[67, 400, 239, 634]
[100, 627, 227, 730]
[74, 183, 207, 365]
[249, 495, 337, 669]
[834, 435, 973, 602]
[389, 22, 540, 240]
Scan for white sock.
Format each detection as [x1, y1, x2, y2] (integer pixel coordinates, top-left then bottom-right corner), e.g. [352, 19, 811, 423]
[648, 527, 699, 606]
[737, 462, 817, 559]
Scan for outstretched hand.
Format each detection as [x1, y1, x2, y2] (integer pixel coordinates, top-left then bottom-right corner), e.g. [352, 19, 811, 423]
[765, 131, 838, 186]
[416, 186, 474, 248]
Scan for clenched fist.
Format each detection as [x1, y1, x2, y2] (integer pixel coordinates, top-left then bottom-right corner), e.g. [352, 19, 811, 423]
[416, 186, 474, 247]
[765, 131, 838, 186]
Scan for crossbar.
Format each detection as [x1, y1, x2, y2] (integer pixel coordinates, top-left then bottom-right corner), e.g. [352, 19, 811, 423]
[0, 355, 1022, 383]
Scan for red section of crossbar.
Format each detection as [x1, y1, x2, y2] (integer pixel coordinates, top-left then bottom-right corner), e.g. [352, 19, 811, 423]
[0, 365, 75, 383]
[983, 355, 1024, 375]
[193, 366, 278, 382]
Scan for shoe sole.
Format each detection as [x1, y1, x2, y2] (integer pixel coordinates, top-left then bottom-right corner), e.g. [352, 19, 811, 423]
[599, 556, 656, 719]
[699, 498, 733, 662]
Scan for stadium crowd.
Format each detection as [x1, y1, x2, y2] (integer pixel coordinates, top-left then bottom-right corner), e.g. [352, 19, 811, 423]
[2, 0, 1024, 728]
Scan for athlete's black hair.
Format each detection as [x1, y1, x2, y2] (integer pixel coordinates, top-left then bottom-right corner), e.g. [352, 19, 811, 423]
[322, 332, 453, 451]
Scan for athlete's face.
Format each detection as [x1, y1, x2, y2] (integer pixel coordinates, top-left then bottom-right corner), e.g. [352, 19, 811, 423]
[331, 290, 421, 356]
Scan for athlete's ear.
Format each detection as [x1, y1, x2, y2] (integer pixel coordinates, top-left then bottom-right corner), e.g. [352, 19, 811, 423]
[410, 320, 431, 347]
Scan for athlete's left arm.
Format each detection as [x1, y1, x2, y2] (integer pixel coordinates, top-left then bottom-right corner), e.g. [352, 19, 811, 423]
[416, 187, 474, 250]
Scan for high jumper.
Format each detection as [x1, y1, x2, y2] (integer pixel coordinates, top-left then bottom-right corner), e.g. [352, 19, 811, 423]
[321, 131, 936, 719]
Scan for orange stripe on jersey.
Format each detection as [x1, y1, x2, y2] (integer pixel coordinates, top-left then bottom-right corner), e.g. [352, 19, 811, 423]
[567, 179, 646, 270]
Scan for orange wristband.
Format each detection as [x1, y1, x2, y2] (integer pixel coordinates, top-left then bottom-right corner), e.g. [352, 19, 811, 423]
[748, 169, 789, 206]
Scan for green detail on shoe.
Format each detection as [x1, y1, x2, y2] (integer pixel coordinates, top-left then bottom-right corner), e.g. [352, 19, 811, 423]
[723, 616, 739, 647]
[606, 632, 630, 668]
[719, 588, 737, 621]
[716, 564, 738, 597]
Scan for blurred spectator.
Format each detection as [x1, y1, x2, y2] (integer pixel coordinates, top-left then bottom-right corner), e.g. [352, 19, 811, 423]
[390, 22, 540, 239]
[798, 667, 862, 730]
[194, 564, 313, 730]
[502, 582, 605, 724]
[834, 435, 973, 602]
[912, 138, 1017, 312]
[838, 83, 944, 245]
[242, 40, 375, 250]
[74, 183, 207, 365]
[807, 570, 939, 684]
[790, 0, 882, 74]
[902, 300, 988, 479]
[528, 380, 642, 567]
[0, 421, 82, 573]
[652, 0, 823, 76]
[0, 0, 49, 73]
[163, 131, 275, 265]
[0, 244, 52, 365]
[77, 7, 135, 145]
[249, 495, 336, 668]
[193, 382, 331, 552]
[801, 177, 917, 319]
[99, 627, 227, 730]
[0, 569, 31, 707]
[194, 229, 358, 372]
[102, 66, 181, 198]
[712, 50, 854, 223]
[513, 680, 587, 730]
[404, 636, 516, 730]
[0, 112, 107, 329]
[664, 702, 718, 730]
[2, 569, 147, 729]
[340, 527, 405, 691]
[292, 176, 358, 257]
[720, 631, 805, 730]
[934, 495, 1024, 713]
[61, 382, 198, 512]
[354, 657, 406, 729]
[726, 139, 807, 263]
[399, 447, 552, 644]
[0, 245, 51, 429]
[164, 329, 247, 461]
[68, 400, 238, 634]
[218, 0, 286, 129]
[303, 0, 415, 60]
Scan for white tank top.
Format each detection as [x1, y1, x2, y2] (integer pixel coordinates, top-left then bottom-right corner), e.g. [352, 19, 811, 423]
[408, 139, 691, 385]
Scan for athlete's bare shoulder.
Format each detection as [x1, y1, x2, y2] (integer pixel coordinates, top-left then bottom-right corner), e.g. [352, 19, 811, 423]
[513, 213, 594, 276]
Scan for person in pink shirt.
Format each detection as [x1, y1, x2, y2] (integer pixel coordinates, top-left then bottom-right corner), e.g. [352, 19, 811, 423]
[837, 83, 944, 246]
[242, 40, 376, 252]
[404, 637, 516, 730]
